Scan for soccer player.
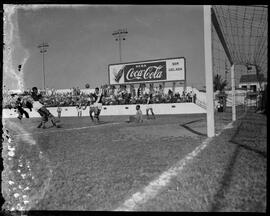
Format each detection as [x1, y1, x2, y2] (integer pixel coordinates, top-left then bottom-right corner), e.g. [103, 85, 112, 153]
[15, 97, 29, 120]
[30, 87, 58, 129]
[83, 93, 95, 121]
[76, 101, 82, 117]
[146, 93, 155, 119]
[92, 87, 103, 122]
[129, 105, 143, 123]
[57, 105, 62, 119]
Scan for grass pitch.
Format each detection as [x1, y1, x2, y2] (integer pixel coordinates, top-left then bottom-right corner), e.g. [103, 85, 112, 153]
[3, 114, 207, 211]
[2, 111, 265, 212]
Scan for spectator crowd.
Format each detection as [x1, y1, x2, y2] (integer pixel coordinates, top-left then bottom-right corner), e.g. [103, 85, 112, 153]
[3, 84, 197, 109]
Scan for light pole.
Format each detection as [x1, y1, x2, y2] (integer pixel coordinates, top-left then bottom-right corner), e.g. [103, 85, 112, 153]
[38, 42, 49, 90]
[225, 61, 229, 90]
[225, 61, 228, 81]
[112, 28, 128, 62]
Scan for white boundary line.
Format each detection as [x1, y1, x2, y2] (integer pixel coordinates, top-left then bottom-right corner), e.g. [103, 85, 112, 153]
[114, 121, 235, 211]
[13, 122, 121, 137]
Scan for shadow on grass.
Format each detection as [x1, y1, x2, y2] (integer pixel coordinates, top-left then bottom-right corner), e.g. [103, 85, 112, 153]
[180, 119, 207, 137]
[210, 145, 240, 211]
[210, 120, 266, 211]
[229, 140, 266, 158]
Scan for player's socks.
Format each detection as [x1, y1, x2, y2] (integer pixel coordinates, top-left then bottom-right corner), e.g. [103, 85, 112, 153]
[51, 119, 57, 127]
[25, 112, 29, 118]
[41, 121, 46, 129]
[96, 110, 101, 122]
[48, 115, 57, 126]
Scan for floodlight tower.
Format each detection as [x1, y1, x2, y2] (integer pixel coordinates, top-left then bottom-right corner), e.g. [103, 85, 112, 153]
[38, 42, 49, 89]
[112, 28, 128, 62]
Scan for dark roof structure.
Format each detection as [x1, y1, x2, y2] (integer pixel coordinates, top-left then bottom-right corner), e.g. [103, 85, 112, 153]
[239, 74, 267, 83]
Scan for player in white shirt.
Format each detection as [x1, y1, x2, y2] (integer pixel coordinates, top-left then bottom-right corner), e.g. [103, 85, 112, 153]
[76, 102, 82, 117]
[57, 105, 62, 119]
[146, 93, 155, 119]
[83, 93, 95, 121]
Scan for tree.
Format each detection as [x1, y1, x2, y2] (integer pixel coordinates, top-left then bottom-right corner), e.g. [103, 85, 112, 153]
[214, 74, 228, 112]
[213, 74, 228, 92]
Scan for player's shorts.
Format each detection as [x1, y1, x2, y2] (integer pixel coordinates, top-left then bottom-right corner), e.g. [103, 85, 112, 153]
[38, 107, 53, 122]
[146, 104, 153, 110]
[89, 105, 95, 113]
[94, 103, 102, 110]
[38, 109, 48, 122]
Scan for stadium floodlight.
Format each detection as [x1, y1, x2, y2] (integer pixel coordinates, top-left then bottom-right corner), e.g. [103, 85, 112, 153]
[112, 28, 128, 62]
[37, 42, 49, 90]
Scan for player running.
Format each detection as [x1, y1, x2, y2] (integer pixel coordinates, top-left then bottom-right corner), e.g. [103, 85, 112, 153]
[146, 93, 155, 119]
[15, 97, 30, 120]
[76, 101, 83, 117]
[30, 87, 59, 129]
[83, 93, 95, 121]
[92, 87, 103, 122]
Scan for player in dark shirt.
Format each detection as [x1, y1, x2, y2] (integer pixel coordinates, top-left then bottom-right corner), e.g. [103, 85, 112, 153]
[92, 87, 103, 122]
[30, 87, 58, 128]
[15, 97, 29, 120]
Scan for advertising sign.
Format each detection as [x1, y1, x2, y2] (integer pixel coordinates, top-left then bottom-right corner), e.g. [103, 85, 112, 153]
[108, 57, 186, 85]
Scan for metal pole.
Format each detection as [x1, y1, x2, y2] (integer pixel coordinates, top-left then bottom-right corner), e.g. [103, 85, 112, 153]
[204, 5, 215, 137]
[172, 82, 176, 94]
[119, 34, 122, 62]
[112, 29, 128, 63]
[42, 50, 45, 89]
[231, 64, 236, 121]
[38, 42, 49, 90]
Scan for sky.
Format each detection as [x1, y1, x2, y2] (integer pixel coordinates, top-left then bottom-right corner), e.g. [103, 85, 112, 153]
[4, 5, 207, 91]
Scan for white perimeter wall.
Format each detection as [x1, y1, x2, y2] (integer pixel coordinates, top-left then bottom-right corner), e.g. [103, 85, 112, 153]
[2, 103, 206, 118]
[192, 88, 249, 107]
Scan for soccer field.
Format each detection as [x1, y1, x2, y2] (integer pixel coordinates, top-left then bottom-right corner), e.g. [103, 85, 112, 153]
[3, 113, 231, 211]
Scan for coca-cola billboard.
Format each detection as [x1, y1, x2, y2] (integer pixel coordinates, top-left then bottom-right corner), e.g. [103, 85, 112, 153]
[109, 57, 185, 85]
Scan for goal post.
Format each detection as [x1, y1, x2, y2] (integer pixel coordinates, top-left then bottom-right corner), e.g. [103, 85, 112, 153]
[204, 5, 240, 137]
[203, 5, 215, 137]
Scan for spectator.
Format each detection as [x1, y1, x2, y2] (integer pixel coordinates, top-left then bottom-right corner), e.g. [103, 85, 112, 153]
[193, 93, 197, 103]
[3, 85, 201, 109]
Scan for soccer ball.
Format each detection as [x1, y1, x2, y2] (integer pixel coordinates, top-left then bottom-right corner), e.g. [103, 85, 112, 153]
[85, 83, 90, 89]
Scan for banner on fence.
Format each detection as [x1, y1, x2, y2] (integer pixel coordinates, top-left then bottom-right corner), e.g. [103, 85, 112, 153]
[108, 57, 186, 85]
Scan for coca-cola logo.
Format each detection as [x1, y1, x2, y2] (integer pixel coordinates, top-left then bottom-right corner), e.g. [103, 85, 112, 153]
[124, 61, 166, 82]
